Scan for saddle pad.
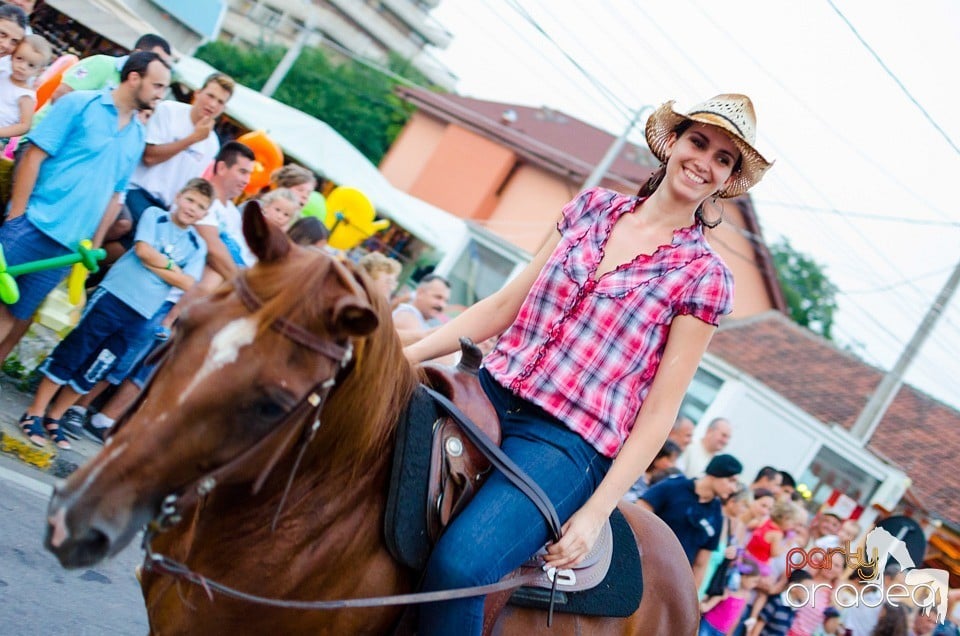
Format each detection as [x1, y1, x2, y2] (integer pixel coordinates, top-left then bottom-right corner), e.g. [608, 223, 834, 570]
[507, 508, 643, 618]
[384, 385, 440, 571]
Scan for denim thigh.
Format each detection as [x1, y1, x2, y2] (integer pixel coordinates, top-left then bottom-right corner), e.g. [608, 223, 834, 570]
[0, 216, 70, 319]
[418, 369, 611, 635]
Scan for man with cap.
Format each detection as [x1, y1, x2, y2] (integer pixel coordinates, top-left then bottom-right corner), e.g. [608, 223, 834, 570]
[639, 453, 743, 588]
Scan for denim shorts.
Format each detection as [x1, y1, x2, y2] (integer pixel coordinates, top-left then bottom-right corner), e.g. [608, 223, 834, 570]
[0, 215, 71, 319]
[105, 300, 173, 384]
[40, 288, 144, 394]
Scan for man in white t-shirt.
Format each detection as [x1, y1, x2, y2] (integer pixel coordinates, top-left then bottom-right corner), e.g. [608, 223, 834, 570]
[156, 141, 255, 332]
[125, 72, 234, 225]
[678, 417, 732, 477]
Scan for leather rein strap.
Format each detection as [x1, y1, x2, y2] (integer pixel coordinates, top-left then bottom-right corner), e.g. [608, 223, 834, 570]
[423, 386, 562, 543]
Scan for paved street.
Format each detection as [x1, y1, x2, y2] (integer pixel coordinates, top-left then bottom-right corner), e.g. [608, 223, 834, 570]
[0, 457, 149, 635]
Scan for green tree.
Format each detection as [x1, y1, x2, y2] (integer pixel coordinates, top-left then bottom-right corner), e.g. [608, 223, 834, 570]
[769, 238, 838, 339]
[194, 42, 432, 164]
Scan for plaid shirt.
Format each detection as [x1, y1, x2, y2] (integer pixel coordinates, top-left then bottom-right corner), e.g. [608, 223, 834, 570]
[484, 188, 733, 458]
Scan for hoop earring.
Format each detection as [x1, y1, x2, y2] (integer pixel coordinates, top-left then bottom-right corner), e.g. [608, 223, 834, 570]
[638, 163, 666, 198]
[696, 196, 724, 229]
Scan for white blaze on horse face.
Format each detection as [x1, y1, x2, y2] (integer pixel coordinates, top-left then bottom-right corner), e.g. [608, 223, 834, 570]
[180, 318, 259, 404]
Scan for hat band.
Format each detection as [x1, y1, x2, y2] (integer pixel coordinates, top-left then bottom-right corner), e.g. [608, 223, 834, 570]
[688, 110, 747, 140]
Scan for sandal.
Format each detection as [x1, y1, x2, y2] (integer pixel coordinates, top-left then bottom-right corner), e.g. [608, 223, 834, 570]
[19, 413, 48, 448]
[43, 416, 71, 450]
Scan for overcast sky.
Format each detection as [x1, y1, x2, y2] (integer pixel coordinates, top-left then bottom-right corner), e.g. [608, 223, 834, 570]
[428, 0, 960, 410]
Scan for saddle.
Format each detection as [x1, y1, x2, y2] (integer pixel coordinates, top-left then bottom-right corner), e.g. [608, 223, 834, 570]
[384, 340, 641, 621]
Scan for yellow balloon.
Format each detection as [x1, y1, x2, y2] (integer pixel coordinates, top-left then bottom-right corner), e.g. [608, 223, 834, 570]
[323, 187, 390, 250]
[67, 239, 92, 305]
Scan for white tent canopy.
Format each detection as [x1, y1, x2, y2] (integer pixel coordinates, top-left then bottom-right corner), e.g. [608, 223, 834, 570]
[172, 56, 467, 250]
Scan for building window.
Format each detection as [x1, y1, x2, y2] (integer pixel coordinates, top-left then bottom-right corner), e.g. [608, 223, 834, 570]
[680, 367, 724, 423]
[799, 445, 880, 507]
[447, 239, 517, 306]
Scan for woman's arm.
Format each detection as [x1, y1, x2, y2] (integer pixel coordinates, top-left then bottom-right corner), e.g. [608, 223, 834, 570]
[404, 228, 562, 363]
[543, 314, 719, 568]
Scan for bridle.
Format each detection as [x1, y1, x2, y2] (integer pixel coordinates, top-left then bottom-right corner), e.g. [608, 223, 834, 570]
[140, 272, 355, 533]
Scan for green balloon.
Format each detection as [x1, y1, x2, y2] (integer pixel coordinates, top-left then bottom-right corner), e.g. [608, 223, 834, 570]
[301, 191, 327, 219]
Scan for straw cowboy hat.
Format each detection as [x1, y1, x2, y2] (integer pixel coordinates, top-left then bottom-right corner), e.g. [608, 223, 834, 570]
[645, 94, 773, 198]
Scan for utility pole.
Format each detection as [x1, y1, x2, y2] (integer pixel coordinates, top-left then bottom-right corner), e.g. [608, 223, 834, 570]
[261, 10, 316, 98]
[581, 105, 653, 190]
[850, 258, 960, 444]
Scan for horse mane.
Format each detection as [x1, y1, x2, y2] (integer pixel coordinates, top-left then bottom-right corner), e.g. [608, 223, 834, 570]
[240, 247, 422, 478]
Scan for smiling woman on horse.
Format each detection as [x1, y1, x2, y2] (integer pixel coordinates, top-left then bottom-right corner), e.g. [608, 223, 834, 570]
[404, 94, 773, 635]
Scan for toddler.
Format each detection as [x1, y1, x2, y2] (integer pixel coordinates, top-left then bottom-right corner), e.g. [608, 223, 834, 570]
[0, 34, 51, 144]
[259, 187, 300, 230]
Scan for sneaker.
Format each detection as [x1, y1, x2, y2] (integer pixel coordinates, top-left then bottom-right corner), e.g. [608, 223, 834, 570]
[60, 408, 87, 440]
[81, 419, 109, 444]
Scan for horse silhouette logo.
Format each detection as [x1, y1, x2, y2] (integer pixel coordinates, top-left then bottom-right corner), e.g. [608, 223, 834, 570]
[862, 526, 949, 623]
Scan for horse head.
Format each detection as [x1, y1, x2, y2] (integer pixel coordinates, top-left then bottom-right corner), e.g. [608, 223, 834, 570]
[44, 203, 405, 569]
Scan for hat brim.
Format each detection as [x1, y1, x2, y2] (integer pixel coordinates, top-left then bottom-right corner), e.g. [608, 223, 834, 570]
[645, 101, 773, 198]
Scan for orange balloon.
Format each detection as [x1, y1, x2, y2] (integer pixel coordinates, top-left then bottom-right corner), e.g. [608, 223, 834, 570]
[236, 130, 283, 195]
[34, 54, 79, 111]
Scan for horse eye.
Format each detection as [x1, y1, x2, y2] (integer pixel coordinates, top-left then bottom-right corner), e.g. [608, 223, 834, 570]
[254, 400, 287, 420]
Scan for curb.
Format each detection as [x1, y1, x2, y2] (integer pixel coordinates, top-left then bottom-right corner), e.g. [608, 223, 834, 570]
[0, 430, 84, 478]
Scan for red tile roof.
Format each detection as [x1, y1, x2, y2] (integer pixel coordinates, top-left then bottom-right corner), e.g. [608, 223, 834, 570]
[709, 311, 960, 525]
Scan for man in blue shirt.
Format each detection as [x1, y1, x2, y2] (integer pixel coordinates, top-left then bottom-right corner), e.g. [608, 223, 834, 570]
[0, 50, 170, 361]
[639, 453, 742, 589]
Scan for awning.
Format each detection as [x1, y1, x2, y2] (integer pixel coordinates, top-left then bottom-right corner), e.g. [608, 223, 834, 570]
[172, 55, 469, 249]
[150, 0, 225, 40]
[44, 0, 161, 50]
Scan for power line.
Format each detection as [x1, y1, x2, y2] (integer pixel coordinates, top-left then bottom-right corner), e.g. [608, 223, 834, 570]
[826, 0, 960, 157]
[754, 200, 960, 228]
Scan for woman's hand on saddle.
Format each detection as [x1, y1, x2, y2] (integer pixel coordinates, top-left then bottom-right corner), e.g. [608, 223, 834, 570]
[542, 503, 606, 570]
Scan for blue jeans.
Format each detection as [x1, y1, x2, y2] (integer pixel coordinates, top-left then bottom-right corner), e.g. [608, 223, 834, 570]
[105, 300, 173, 384]
[40, 288, 144, 394]
[418, 369, 612, 635]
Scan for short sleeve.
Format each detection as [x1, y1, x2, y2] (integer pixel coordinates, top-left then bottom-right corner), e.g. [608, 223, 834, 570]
[26, 91, 92, 157]
[181, 232, 207, 280]
[677, 259, 734, 326]
[557, 187, 610, 235]
[61, 57, 109, 91]
[133, 207, 162, 245]
[639, 478, 672, 513]
[758, 599, 776, 624]
[144, 101, 172, 146]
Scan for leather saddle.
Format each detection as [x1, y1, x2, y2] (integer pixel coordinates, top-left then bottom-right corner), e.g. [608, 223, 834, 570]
[384, 339, 613, 593]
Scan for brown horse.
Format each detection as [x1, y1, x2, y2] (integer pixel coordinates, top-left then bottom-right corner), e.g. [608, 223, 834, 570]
[44, 207, 699, 635]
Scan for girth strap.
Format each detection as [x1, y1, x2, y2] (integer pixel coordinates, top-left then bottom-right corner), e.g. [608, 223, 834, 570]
[422, 386, 562, 543]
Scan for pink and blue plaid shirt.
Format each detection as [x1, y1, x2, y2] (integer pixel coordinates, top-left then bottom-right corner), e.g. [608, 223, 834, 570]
[484, 188, 733, 458]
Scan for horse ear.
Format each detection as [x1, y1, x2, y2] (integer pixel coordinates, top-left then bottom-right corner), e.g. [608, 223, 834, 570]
[242, 200, 291, 263]
[331, 296, 379, 337]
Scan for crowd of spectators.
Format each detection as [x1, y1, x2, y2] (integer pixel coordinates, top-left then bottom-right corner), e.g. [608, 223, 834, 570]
[0, 29, 335, 448]
[631, 416, 960, 636]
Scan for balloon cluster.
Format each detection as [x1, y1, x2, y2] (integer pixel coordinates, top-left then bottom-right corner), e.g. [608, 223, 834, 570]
[0, 239, 105, 305]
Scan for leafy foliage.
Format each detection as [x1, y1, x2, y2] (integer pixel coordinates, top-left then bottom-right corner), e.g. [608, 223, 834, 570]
[194, 41, 433, 164]
[770, 239, 838, 339]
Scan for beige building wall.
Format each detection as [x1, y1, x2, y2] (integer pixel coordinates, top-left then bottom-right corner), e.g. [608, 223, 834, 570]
[380, 112, 445, 191]
[484, 165, 576, 254]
